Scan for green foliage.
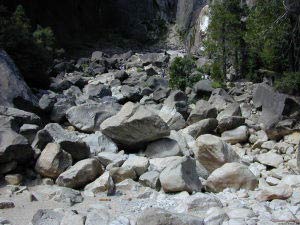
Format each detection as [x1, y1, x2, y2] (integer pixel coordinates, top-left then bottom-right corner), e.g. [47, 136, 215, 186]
[33, 25, 55, 50]
[275, 72, 300, 94]
[204, 0, 247, 80]
[204, 0, 300, 93]
[0, 5, 57, 87]
[169, 56, 198, 91]
[245, 0, 291, 75]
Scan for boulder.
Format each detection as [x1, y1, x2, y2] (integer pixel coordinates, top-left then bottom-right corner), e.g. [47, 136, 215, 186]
[182, 118, 218, 139]
[35, 143, 72, 179]
[97, 152, 127, 167]
[149, 156, 182, 172]
[253, 83, 286, 130]
[81, 131, 118, 156]
[256, 184, 293, 201]
[83, 82, 111, 99]
[101, 102, 170, 147]
[32, 123, 90, 161]
[217, 103, 241, 121]
[256, 152, 284, 168]
[109, 167, 137, 183]
[32, 209, 63, 225]
[139, 171, 161, 190]
[0, 50, 38, 109]
[159, 105, 186, 130]
[136, 208, 204, 225]
[145, 138, 182, 158]
[84, 171, 111, 194]
[121, 154, 149, 176]
[50, 97, 75, 122]
[19, 124, 40, 143]
[66, 102, 121, 132]
[195, 134, 240, 173]
[0, 129, 34, 163]
[159, 156, 202, 193]
[56, 158, 103, 189]
[0, 106, 40, 126]
[221, 125, 249, 144]
[187, 100, 217, 125]
[217, 116, 245, 133]
[193, 80, 214, 96]
[206, 162, 258, 192]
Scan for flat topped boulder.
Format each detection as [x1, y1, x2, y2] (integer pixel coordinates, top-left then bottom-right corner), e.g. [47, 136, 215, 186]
[100, 102, 170, 147]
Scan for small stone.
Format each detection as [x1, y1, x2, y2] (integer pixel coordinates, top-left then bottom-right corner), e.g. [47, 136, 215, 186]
[4, 174, 23, 185]
[256, 152, 284, 168]
[256, 184, 293, 201]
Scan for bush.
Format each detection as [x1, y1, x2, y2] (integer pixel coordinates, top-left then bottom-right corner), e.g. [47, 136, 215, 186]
[169, 56, 198, 90]
[275, 72, 300, 94]
[0, 5, 57, 88]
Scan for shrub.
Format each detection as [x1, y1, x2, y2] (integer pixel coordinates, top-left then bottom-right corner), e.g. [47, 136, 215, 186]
[275, 72, 300, 94]
[169, 56, 198, 91]
[0, 5, 57, 88]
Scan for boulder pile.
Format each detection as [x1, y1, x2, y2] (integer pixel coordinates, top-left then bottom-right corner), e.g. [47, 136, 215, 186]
[1, 50, 300, 224]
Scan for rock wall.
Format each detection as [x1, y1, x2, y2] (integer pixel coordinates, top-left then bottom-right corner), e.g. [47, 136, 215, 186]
[2, 0, 178, 44]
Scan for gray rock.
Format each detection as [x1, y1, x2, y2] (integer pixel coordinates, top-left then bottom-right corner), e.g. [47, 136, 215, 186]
[101, 102, 170, 147]
[187, 100, 217, 125]
[139, 52, 170, 67]
[193, 80, 214, 95]
[159, 105, 186, 131]
[0, 50, 38, 108]
[51, 187, 83, 206]
[56, 158, 103, 189]
[0, 129, 34, 163]
[209, 89, 235, 112]
[50, 97, 75, 122]
[139, 171, 161, 190]
[84, 171, 111, 194]
[83, 83, 112, 99]
[256, 184, 293, 201]
[19, 124, 40, 143]
[121, 154, 149, 176]
[217, 116, 245, 133]
[35, 143, 72, 179]
[256, 152, 284, 168]
[32, 123, 90, 161]
[149, 156, 182, 172]
[0, 106, 41, 126]
[136, 208, 204, 225]
[195, 134, 240, 173]
[145, 138, 182, 158]
[97, 152, 127, 167]
[81, 132, 118, 156]
[206, 162, 258, 192]
[217, 103, 241, 121]
[160, 156, 202, 193]
[182, 118, 218, 139]
[66, 102, 121, 132]
[32, 209, 63, 225]
[109, 167, 137, 183]
[221, 125, 249, 144]
[253, 83, 286, 129]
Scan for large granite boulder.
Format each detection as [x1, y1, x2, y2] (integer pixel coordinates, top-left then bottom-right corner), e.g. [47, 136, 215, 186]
[0, 50, 38, 110]
[56, 158, 103, 189]
[66, 102, 121, 132]
[206, 162, 258, 192]
[101, 102, 170, 148]
[159, 156, 202, 193]
[195, 134, 240, 173]
[0, 129, 34, 164]
[32, 123, 90, 161]
[35, 143, 72, 179]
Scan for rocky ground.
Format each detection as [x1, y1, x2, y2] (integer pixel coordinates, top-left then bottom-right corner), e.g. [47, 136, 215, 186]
[0, 49, 300, 225]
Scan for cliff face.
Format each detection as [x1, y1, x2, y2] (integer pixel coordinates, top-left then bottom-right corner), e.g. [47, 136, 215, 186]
[2, 0, 178, 44]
